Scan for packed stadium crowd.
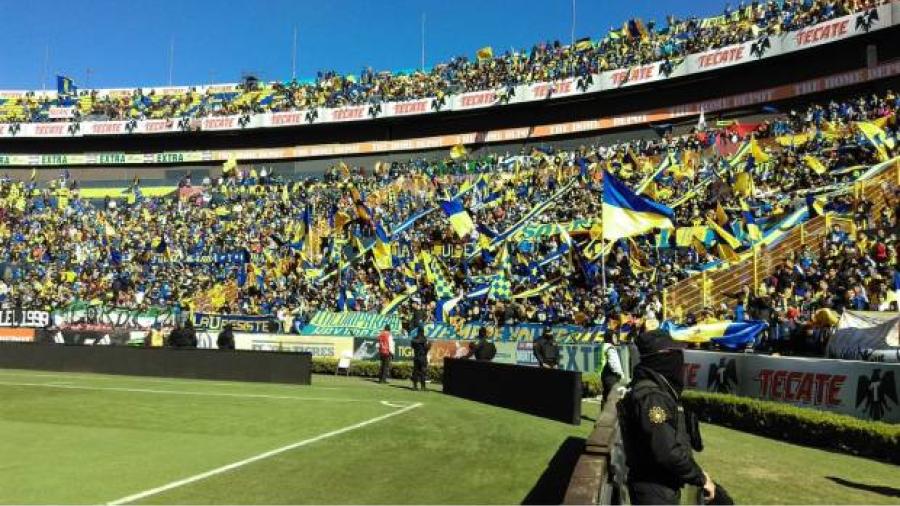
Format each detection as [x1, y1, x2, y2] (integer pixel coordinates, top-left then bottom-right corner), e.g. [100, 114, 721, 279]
[0, 0, 888, 123]
[0, 87, 897, 353]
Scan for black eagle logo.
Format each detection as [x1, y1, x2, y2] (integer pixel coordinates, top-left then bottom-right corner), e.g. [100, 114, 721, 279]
[708, 357, 738, 394]
[431, 94, 447, 111]
[750, 36, 771, 59]
[576, 74, 594, 92]
[368, 102, 382, 119]
[498, 85, 516, 105]
[855, 9, 879, 33]
[856, 369, 897, 421]
[305, 109, 318, 124]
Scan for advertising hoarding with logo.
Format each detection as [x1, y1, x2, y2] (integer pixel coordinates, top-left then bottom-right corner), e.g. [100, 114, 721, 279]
[684, 350, 900, 422]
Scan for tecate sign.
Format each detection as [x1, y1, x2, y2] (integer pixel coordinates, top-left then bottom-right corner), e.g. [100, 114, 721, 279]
[683, 351, 900, 422]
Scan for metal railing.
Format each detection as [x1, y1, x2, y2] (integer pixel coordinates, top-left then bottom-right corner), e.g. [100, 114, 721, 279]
[664, 160, 899, 317]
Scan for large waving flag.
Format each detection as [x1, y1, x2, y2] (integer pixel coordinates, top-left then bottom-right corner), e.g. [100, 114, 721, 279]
[56, 75, 76, 96]
[662, 320, 767, 350]
[635, 151, 676, 194]
[449, 144, 468, 160]
[372, 222, 394, 270]
[476, 46, 493, 61]
[602, 171, 675, 241]
[740, 200, 762, 242]
[440, 199, 476, 238]
[381, 285, 417, 315]
[857, 121, 896, 161]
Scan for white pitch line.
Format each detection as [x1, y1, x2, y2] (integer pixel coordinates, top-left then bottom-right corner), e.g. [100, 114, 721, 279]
[106, 402, 422, 505]
[0, 381, 380, 403]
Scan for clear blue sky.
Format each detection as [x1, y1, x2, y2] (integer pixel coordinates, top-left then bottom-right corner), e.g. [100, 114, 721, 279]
[0, 0, 726, 90]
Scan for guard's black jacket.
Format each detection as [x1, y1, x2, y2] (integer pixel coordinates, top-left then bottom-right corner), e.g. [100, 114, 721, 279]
[217, 327, 235, 350]
[620, 364, 705, 494]
[468, 338, 496, 361]
[532, 336, 559, 366]
[411, 337, 430, 362]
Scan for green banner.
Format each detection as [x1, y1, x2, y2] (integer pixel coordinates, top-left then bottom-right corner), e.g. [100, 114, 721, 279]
[301, 311, 403, 337]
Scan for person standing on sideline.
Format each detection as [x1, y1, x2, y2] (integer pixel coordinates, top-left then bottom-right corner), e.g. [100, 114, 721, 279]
[145, 323, 165, 348]
[533, 328, 560, 368]
[217, 323, 235, 350]
[377, 325, 393, 384]
[410, 327, 431, 390]
[465, 327, 497, 361]
[598, 333, 624, 403]
[183, 320, 198, 348]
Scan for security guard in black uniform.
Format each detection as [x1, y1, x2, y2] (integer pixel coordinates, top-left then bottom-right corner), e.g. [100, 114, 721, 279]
[465, 327, 497, 361]
[410, 327, 431, 390]
[619, 328, 720, 505]
[533, 328, 560, 368]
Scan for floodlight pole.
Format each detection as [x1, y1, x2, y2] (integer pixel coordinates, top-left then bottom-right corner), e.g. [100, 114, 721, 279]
[571, 0, 576, 46]
[292, 25, 298, 80]
[168, 36, 175, 86]
[421, 13, 426, 71]
[42, 44, 49, 91]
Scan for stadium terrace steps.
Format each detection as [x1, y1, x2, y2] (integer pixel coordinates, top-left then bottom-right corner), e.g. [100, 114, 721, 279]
[664, 159, 900, 317]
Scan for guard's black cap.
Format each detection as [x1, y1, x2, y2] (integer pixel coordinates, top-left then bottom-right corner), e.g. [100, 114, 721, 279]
[635, 329, 684, 356]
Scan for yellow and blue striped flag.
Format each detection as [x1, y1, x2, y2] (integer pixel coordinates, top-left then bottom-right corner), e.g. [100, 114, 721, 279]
[740, 200, 762, 242]
[602, 171, 674, 241]
[440, 198, 476, 238]
[380, 285, 417, 315]
[56, 75, 76, 96]
[372, 222, 393, 270]
[707, 218, 742, 249]
[857, 121, 896, 161]
[664, 320, 766, 349]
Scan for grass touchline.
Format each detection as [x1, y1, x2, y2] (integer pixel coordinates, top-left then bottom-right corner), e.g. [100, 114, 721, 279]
[106, 402, 423, 505]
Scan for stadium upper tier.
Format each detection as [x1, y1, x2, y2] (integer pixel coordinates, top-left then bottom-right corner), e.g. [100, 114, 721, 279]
[0, 87, 897, 338]
[0, 0, 896, 139]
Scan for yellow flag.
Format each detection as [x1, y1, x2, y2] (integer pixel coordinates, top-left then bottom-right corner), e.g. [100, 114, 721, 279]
[707, 218, 742, 249]
[476, 46, 493, 60]
[733, 172, 754, 197]
[776, 133, 809, 147]
[717, 243, 741, 263]
[373, 240, 393, 270]
[715, 203, 728, 225]
[856, 121, 895, 161]
[222, 156, 237, 175]
[450, 144, 468, 160]
[749, 138, 770, 163]
[803, 155, 827, 175]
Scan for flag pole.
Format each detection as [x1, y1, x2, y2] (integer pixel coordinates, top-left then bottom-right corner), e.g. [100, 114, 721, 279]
[600, 170, 607, 294]
[600, 239, 607, 293]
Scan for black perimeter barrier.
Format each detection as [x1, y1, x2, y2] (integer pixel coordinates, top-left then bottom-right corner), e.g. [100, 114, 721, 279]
[0, 343, 312, 385]
[442, 357, 582, 424]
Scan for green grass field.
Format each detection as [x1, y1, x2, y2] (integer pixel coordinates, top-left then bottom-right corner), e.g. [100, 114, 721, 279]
[0, 368, 897, 505]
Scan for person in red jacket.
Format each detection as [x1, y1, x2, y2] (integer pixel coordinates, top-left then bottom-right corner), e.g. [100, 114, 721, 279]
[377, 325, 393, 384]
